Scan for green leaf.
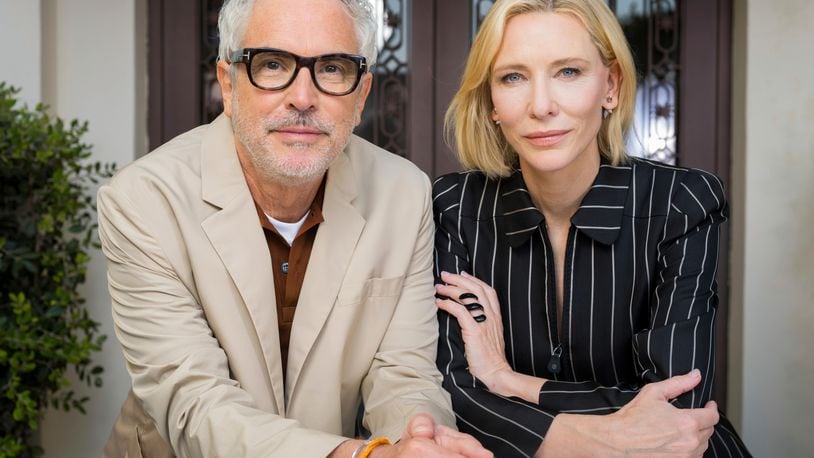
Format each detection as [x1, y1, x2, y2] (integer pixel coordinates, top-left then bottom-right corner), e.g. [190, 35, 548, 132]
[0, 82, 112, 457]
[45, 306, 64, 318]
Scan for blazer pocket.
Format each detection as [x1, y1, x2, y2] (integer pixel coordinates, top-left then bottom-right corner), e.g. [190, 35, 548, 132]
[336, 275, 404, 307]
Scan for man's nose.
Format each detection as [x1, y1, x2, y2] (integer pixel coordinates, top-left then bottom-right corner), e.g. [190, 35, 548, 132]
[284, 67, 320, 112]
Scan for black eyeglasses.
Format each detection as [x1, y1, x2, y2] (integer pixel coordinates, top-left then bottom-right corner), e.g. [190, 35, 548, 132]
[227, 48, 368, 96]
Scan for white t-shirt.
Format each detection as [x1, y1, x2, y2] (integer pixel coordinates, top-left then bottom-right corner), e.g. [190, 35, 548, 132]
[265, 210, 310, 246]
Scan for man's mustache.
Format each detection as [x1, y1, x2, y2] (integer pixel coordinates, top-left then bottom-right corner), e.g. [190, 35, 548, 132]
[265, 111, 332, 135]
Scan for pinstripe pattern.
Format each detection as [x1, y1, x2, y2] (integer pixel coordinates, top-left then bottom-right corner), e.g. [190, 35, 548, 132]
[433, 158, 749, 457]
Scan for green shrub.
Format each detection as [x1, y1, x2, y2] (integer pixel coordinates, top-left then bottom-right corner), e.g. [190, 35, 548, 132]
[0, 82, 114, 457]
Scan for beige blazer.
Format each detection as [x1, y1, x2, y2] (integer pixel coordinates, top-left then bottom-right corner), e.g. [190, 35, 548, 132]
[98, 115, 454, 457]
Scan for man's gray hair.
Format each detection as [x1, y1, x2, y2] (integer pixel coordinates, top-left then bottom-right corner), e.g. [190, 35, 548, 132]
[217, 0, 378, 67]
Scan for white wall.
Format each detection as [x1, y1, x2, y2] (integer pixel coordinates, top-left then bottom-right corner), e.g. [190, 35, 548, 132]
[0, 0, 42, 106]
[730, 0, 814, 456]
[1, 1, 145, 456]
[40, 0, 147, 454]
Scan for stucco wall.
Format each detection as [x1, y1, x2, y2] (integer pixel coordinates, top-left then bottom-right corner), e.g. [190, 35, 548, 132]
[730, 0, 814, 455]
[0, 0, 41, 106]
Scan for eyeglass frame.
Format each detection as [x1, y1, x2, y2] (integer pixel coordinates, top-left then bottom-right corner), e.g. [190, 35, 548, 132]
[226, 47, 369, 96]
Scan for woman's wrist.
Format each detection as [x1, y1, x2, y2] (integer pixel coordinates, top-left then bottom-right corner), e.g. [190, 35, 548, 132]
[535, 414, 622, 458]
[488, 368, 545, 403]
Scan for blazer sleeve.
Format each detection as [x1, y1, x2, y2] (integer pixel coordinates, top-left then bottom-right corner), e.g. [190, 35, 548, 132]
[433, 174, 557, 458]
[632, 169, 728, 408]
[97, 184, 346, 458]
[360, 173, 456, 442]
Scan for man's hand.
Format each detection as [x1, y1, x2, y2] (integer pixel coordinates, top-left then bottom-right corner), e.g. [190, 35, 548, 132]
[538, 370, 719, 457]
[370, 413, 493, 458]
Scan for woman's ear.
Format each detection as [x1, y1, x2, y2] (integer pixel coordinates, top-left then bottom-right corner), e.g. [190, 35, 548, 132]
[605, 62, 621, 110]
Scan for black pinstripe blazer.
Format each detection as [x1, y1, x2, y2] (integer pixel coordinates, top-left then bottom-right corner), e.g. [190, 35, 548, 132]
[433, 157, 750, 457]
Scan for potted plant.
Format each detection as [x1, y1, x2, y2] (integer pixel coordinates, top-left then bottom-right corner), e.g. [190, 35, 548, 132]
[0, 82, 114, 457]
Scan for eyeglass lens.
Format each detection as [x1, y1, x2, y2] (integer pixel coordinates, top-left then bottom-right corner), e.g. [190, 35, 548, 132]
[250, 50, 359, 94]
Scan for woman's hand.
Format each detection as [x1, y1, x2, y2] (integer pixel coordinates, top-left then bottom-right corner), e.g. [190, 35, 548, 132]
[435, 271, 511, 392]
[536, 371, 718, 458]
[436, 271, 544, 403]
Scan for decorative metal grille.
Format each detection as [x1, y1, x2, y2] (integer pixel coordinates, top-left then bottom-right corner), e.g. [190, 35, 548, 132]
[357, 0, 409, 157]
[617, 0, 679, 164]
[203, 0, 225, 123]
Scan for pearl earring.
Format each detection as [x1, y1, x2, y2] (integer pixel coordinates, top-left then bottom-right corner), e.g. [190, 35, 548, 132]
[603, 96, 614, 118]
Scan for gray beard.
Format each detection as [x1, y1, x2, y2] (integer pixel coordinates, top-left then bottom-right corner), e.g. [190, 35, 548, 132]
[230, 95, 356, 187]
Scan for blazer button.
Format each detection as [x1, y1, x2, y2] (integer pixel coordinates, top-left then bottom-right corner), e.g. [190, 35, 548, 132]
[281, 261, 289, 274]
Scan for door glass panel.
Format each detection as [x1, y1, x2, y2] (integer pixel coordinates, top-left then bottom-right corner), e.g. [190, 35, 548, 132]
[472, 0, 496, 40]
[617, 0, 678, 164]
[357, 0, 410, 157]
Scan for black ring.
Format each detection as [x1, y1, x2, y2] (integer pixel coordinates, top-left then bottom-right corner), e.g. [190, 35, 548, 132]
[465, 302, 484, 312]
[459, 292, 479, 301]
[473, 314, 487, 323]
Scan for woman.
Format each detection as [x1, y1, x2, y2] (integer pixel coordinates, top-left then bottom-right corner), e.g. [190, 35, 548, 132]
[433, 0, 750, 456]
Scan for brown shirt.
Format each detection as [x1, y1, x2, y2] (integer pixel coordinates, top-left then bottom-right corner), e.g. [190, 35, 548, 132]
[255, 181, 325, 377]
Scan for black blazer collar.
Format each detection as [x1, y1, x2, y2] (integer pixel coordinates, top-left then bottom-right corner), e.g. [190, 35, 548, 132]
[499, 158, 632, 247]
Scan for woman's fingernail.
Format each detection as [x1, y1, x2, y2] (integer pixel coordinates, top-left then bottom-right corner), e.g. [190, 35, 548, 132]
[690, 368, 701, 377]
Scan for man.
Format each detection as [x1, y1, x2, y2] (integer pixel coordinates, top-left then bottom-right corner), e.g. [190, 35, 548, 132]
[99, 0, 490, 456]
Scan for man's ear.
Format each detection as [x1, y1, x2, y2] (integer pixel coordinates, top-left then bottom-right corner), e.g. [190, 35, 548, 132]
[217, 59, 235, 117]
[354, 72, 373, 126]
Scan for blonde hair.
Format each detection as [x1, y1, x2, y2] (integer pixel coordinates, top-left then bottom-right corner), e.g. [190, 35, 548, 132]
[445, 0, 637, 177]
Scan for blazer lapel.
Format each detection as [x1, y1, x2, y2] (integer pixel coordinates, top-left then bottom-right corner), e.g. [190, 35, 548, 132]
[198, 115, 285, 414]
[286, 151, 365, 402]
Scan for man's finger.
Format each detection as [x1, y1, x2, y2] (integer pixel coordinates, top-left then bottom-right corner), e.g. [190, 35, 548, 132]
[404, 413, 437, 440]
[434, 426, 493, 458]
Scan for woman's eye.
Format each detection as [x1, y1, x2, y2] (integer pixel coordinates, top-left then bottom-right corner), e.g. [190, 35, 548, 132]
[501, 73, 523, 83]
[559, 67, 581, 78]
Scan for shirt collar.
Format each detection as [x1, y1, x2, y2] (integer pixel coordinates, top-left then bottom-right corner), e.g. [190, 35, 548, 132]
[500, 158, 632, 247]
[254, 177, 326, 241]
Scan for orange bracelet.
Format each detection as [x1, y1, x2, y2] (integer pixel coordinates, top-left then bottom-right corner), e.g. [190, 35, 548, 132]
[356, 437, 391, 458]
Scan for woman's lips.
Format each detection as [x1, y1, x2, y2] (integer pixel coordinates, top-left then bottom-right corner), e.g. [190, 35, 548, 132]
[524, 130, 570, 147]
